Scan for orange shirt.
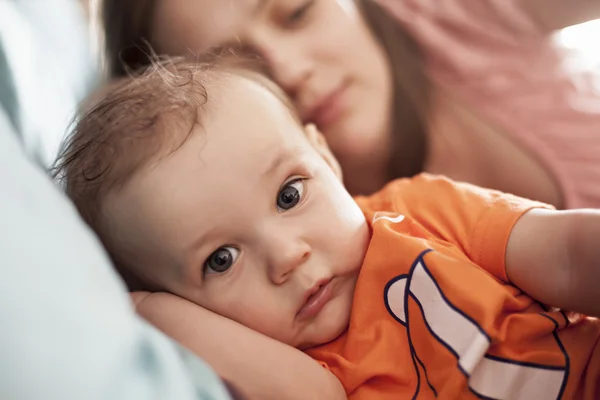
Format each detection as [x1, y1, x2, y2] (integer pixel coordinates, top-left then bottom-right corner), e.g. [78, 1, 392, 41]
[307, 174, 600, 399]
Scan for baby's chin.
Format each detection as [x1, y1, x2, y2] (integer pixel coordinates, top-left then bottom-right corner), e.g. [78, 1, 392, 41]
[297, 321, 350, 351]
[295, 286, 354, 350]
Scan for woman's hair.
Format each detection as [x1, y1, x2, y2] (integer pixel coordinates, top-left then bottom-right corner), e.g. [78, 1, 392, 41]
[97, 0, 429, 179]
[358, 0, 429, 179]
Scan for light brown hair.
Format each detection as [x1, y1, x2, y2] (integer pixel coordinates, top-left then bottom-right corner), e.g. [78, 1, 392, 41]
[96, 0, 429, 180]
[54, 59, 207, 230]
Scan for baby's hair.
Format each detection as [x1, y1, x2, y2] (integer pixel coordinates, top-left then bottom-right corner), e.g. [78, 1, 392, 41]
[54, 58, 207, 228]
[53, 55, 295, 289]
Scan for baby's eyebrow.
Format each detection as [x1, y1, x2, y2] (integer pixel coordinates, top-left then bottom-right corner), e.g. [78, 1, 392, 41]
[261, 146, 303, 178]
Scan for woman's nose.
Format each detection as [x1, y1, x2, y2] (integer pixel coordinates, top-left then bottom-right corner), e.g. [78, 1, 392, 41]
[253, 37, 313, 100]
[266, 236, 311, 285]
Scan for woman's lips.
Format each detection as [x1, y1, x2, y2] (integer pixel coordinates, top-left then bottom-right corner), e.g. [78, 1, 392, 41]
[304, 83, 349, 129]
[296, 279, 334, 320]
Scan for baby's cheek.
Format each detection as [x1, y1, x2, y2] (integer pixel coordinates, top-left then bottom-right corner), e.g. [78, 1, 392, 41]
[199, 273, 296, 342]
[223, 292, 292, 340]
[242, 307, 295, 343]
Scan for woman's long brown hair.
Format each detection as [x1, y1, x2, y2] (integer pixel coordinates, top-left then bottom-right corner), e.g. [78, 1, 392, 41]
[98, 0, 429, 178]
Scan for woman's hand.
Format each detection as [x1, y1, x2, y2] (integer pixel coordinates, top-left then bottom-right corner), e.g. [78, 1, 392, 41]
[131, 292, 347, 400]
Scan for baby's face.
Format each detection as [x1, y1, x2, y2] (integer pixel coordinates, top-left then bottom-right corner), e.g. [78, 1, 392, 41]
[107, 76, 370, 349]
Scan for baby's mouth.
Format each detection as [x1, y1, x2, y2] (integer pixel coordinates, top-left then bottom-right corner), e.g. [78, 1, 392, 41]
[296, 278, 334, 321]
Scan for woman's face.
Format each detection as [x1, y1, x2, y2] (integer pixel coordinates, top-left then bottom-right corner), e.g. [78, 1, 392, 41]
[152, 0, 393, 173]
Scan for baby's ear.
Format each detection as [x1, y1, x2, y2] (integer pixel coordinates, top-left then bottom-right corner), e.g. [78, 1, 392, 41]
[304, 124, 342, 181]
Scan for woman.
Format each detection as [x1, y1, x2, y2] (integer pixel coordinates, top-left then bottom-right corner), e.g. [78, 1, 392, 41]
[99, 0, 600, 208]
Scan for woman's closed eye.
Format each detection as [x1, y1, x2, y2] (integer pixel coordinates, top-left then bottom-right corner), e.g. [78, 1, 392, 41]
[285, 0, 315, 27]
[204, 246, 240, 275]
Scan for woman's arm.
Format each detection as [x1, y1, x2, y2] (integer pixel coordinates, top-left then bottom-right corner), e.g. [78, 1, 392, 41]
[506, 208, 600, 317]
[132, 292, 346, 400]
[521, 0, 600, 31]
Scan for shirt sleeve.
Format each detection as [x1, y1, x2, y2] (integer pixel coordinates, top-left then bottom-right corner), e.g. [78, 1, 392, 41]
[0, 113, 231, 400]
[374, 174, 552, 282]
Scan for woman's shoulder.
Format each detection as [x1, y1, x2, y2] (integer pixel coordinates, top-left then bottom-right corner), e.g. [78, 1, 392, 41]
[373, 1, 600, 210]
[374, 0, 547, 74]
[374, 0, 542, 40]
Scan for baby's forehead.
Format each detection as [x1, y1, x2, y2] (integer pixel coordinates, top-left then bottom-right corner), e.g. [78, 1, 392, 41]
[132, 66, 303, 174]
[214, 69, 300, 121]
[203, 73, 305, 141]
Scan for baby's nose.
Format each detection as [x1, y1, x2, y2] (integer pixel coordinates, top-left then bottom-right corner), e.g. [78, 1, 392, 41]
[267, 239, 311, 285]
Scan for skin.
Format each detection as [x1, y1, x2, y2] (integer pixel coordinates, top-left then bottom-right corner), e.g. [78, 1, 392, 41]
[131, 291, 347, 400]
[507, 207, 600, 318]
[151, 0, 394, 195]
[105, 75, 371, 349]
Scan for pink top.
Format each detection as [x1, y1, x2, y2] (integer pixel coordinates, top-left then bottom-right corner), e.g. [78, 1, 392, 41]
[377, 0, 600, 208]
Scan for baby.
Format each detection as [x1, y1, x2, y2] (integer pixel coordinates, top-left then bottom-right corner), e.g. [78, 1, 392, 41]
[55, 59, 600, 399]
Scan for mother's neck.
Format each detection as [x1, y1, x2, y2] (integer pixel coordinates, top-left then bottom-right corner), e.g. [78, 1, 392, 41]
[338, 145, 392, 196]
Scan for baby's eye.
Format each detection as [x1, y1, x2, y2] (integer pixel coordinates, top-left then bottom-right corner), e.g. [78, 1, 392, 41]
[204, 246, 240, 274]
[277, 178, 305, 212]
